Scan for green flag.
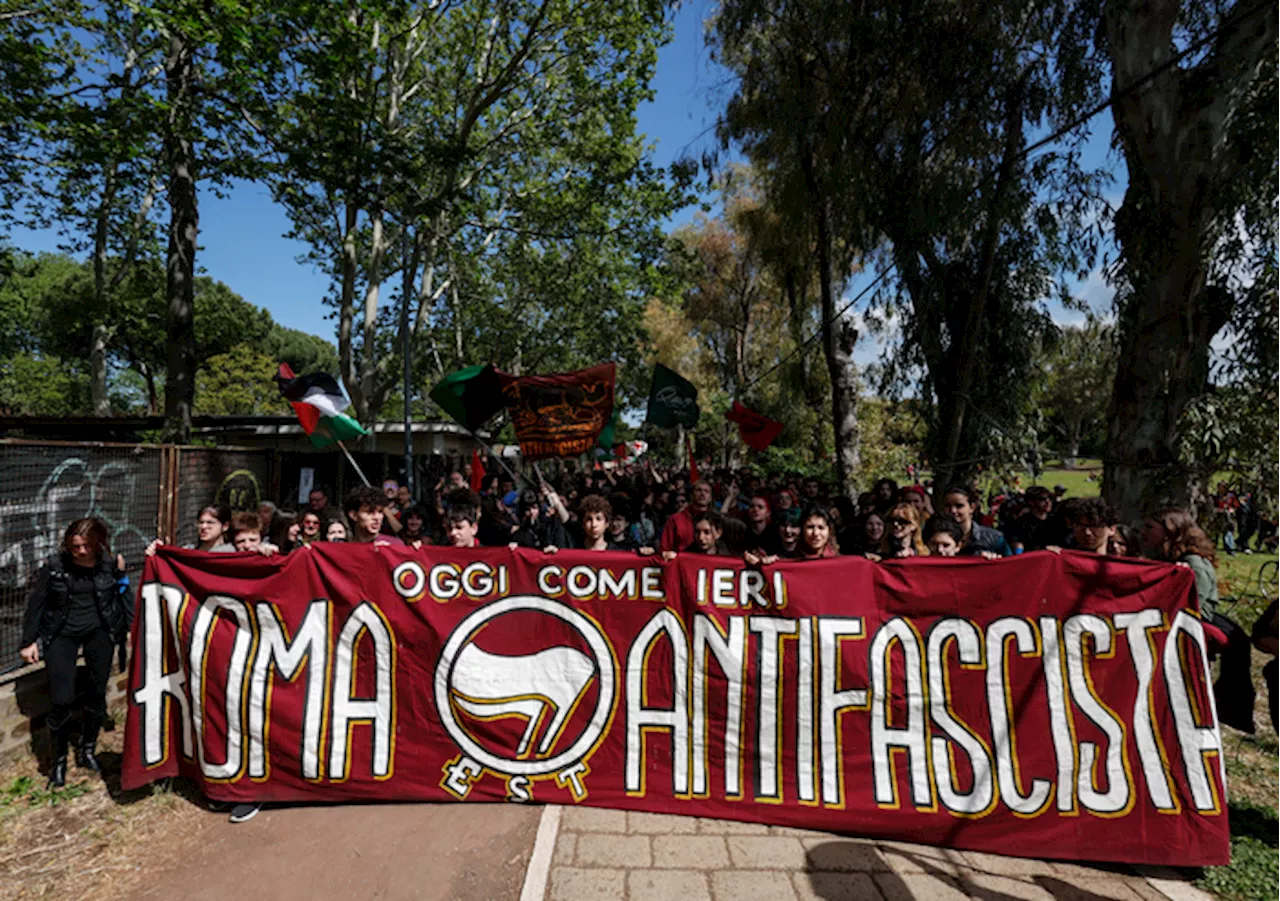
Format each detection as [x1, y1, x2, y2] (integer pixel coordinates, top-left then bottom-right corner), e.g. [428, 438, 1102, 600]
[428, 364, 507, 432]
[596, 406, 620, 454]
[307, 411, 368, 448]
[646, 363, 700, 428]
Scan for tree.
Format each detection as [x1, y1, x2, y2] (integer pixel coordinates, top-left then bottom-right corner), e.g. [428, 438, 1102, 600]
[713, 1, 1110, 495]
[1037, 317, 1117, 460]
[646, 169, 832, 468]
[713, 1, 867, 498]
[1100, 0, 1277, 518]
[266, 325, 340, 376]
[0, 1, 81, 219]
[0, 352, 90, 416]
[195, 344, 290, 415]
[0, 250, 336, 415]
[265, 0, 685, 434]
[50, 7, 166, 415]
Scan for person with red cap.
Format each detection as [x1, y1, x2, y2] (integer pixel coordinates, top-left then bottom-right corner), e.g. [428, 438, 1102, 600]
[897, 484, 932, 518]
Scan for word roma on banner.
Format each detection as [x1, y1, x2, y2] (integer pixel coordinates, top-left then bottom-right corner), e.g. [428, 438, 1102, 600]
[122, 547, 1229, 866]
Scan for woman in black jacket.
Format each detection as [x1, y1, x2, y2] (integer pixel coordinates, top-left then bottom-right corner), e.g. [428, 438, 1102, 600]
[18, 518, 132, 787]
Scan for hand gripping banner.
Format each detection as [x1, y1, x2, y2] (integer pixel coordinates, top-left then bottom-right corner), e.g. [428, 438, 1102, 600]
[122, 547, 1230, 866]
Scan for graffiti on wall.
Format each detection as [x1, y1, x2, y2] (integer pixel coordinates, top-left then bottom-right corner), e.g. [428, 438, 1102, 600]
[0, 456, 156, 589]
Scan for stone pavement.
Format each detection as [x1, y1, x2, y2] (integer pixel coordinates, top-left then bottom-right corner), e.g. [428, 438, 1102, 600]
[538, 807, 1212, 901]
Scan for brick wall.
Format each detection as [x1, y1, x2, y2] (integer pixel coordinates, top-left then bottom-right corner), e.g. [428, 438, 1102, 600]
[0, 661, 130, 759]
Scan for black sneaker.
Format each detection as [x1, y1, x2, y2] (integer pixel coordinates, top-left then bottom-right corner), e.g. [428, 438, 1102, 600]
[228, 803, 261, 824]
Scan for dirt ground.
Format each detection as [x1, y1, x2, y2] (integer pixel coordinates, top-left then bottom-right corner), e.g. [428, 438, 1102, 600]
[0, 720, 540, 901]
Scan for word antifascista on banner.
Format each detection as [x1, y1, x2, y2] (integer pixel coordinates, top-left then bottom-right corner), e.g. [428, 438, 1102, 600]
[123, 546, 1229, 866]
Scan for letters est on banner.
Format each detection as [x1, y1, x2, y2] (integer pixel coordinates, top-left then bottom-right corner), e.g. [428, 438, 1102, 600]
[123, 547, 1229, 866]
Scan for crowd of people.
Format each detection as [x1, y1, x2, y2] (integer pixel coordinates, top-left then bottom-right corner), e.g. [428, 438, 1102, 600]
[1212, 481, 1279, 555]
[15, 456, 1277, 824]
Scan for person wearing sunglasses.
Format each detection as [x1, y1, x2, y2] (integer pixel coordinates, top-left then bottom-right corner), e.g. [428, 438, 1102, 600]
[880, 503, 929, 558]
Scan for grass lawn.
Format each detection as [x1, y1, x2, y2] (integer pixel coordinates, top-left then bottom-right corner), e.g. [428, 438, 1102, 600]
[1031, 466, 1102, 498]
[1197, 552, 1278, 901]
[907, 461, 1105, 499]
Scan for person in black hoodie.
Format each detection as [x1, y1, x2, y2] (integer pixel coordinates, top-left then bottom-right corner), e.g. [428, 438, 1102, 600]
[19, 518, 132, 788]
[509, 489, 569, 551]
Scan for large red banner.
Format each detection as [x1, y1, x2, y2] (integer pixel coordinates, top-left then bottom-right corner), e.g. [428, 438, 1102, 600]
[122, 546, 1230, 865]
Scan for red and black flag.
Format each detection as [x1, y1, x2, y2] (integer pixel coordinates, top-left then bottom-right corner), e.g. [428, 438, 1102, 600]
[726, 401, 783, 452]
[499, 363, 616, 460]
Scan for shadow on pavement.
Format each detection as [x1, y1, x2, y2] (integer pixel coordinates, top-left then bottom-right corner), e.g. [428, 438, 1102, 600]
[801, 840, 1152, 901]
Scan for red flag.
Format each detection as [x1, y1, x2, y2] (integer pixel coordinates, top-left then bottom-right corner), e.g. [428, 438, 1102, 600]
[470, 450, 486, 492]
[726, 401, 784, 452]
[687, 435, 699, 482]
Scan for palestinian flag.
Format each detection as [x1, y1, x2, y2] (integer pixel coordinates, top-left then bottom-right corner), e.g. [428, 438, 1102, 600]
[726, 401, 783, 452]
[428, 364, 507, 432]
[275, 364, 368, 448]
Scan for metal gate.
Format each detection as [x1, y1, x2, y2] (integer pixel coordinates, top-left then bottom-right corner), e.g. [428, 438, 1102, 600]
[0, 440, 274, 673]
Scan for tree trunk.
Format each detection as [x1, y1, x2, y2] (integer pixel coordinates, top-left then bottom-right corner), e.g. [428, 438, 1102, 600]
[140, 361, 158, 415]
[805, 153, 858, 500]
[162, 30, 197, 443]
[89, 325, 111, 415]
[338, 201, 362, 411]
[357, 204, 386, 436]
[933, 78, 1024, 488]
[783, 269, 825, 451]
[89, 162, 117, 417]
[1101, 0, 1274, 522]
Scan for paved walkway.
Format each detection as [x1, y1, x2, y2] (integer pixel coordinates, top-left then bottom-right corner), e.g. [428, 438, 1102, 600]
[135, 801, 542, 901]
[534, 808, 1212, 901]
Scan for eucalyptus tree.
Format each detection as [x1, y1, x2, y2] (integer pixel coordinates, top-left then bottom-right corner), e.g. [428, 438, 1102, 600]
[1097, 0, 1276, 516]
[714, 0, 1111, 494]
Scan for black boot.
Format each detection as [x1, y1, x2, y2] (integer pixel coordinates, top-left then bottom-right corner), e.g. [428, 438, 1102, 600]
[1259, 660, 1280, 737]
[76, 715, 103, 775]
[48, 719, 70, 789]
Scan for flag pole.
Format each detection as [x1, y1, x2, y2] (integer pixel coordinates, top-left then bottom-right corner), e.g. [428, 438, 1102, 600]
[336, 440, 372, 487]
[464, 428, 527, 488]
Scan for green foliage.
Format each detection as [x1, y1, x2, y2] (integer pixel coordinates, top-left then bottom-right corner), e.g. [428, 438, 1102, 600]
[0, 251, 336, 415]
[0, 352, 91, 415]
[648, 169, 834, 468]
[1035, 317, 1116, 459]
[265, 325, 339, 375]
[0, 774, 93, 812]
[263, 0, 690, 425]
[853, 398, 928, 488]
[195, 344, 290, 415]
[713, 0, 1111, 484]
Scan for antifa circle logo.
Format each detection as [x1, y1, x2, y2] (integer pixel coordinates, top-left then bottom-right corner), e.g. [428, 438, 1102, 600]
[655, 385, 696, 416]
[434, 596, 616, 783]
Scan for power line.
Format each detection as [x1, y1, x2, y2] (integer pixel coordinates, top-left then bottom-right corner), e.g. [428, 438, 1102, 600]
[736, 1, 1269, 395]
[740, 268, 890, 393]
[1022, 0, 1272, 159]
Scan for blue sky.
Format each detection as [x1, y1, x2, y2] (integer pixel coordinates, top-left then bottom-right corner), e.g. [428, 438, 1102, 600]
[10, 0, 1122, 363]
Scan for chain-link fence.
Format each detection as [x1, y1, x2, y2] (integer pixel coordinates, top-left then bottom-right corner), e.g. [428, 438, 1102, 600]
[0, 440, 275, 674]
